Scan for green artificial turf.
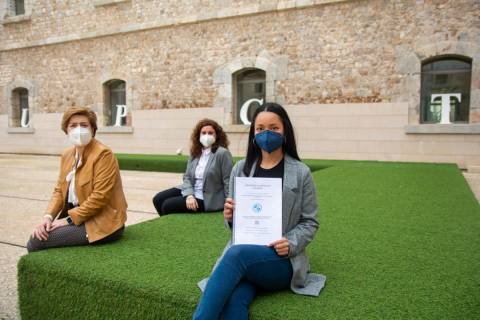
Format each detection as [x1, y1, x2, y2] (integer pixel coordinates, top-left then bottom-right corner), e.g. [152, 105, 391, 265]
[115, 152, 383, 173]
[18, 162, 480, 319]
[115, 153, 190, 173]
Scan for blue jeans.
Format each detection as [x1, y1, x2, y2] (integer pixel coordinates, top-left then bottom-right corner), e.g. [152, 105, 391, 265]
[193, 244, 293, 320]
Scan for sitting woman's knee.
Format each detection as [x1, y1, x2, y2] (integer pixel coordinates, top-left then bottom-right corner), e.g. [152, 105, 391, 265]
[26, 237, 42, 253]
[224, 245, 250, 262]
[152, 193, 164, 215]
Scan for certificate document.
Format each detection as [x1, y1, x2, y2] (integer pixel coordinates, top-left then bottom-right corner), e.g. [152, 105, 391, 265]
[233, 177, 282, 245]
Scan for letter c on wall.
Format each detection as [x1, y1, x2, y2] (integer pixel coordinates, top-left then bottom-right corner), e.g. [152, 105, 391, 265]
[239, 98, 263, 125]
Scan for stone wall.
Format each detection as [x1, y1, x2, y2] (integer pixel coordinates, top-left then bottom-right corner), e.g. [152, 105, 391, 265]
[0, 0, 479, 167]
[1, 0, 479, 120]
[0, 1, 348, 50]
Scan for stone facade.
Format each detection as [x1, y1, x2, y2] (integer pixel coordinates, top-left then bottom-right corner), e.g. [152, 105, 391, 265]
[0, 0, 479, 167]
[1, 1, 478, 113]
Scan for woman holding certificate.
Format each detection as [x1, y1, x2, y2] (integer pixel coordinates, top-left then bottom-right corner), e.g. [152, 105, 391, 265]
[153, 119, 233, 215]
[193, 103, 325, 320]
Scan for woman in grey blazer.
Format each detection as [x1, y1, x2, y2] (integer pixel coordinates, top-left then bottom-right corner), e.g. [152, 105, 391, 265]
[153, 119, 233, 215]
[193, 103, 325, 320]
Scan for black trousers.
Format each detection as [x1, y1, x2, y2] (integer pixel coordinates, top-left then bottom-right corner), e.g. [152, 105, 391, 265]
[152, 187, 205, 216]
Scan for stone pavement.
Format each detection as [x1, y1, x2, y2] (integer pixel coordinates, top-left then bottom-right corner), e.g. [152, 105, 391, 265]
[0, 154, 183, 320]
[464, 165, 480, 203]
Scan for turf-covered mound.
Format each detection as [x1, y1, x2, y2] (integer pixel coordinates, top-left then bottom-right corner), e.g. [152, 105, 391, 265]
[18, 213, 228, 319]
[114, 152, 377, 173]
[18, 163, 480, 319]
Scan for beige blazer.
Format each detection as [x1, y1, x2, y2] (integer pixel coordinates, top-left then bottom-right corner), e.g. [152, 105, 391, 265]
[46, 138, 127, 242]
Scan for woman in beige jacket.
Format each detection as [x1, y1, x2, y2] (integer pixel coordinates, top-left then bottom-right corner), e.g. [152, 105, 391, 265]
[27, 106, 127, 252]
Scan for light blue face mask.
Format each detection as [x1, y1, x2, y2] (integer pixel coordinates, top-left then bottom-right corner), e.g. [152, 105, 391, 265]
[254, 130, 284, 153]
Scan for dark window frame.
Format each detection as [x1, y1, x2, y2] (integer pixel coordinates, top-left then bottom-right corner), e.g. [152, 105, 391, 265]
[9, 0, 25, 16]
[420, 55, 472, 124]
[233, 68, 266, 124]
[11, 87, 29, 127]
[103, 79, 127, 126]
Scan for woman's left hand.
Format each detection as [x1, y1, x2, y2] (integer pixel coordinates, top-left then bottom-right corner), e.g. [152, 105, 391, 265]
[186, 195, 199, 212]
[50, 218, 69, 231]
[268, 237, 289, 256]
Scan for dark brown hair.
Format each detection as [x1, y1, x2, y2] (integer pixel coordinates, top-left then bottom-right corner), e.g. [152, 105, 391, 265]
[190, 119, 229, 158]
[61, 106, 98, 136]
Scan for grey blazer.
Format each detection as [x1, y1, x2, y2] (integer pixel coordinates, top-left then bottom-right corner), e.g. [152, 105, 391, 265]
[198, 154, 326, 296]
[179, 146, 233, 211]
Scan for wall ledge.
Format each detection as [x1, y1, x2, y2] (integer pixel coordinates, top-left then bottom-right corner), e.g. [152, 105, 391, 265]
[97, 126, 134, 134]
[94, 0, 130, 7]
[404, 124, 480, 134]
[7, 127, 35, 134]
[1, 14, 31, 25]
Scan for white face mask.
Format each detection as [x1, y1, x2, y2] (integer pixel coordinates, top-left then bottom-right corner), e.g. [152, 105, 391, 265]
[68, 127, 92, 147]
[199, 134, 215, 148]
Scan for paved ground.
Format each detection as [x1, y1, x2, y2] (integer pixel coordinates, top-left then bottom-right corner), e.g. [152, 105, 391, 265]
[0, 154, 183, 320]
[464, 165, 480, 203]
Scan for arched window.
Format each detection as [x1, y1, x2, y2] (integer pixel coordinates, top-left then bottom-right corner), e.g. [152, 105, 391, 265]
[103, 79, 126, 126]
[420, 56, 472, 123]
[11, 87, 29, 127]
[234, 69, 266, 124]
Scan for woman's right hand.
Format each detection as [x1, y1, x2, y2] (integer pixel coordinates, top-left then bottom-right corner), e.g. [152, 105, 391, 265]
[186, 195, 199, 212]
[33, 216, 52, 241]
[224, 198, 235, 223]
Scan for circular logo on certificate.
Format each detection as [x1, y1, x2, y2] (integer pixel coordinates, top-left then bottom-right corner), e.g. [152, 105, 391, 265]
[252, 203, 262, 214]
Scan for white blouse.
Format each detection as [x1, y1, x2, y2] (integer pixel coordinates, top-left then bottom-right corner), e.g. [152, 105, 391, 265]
[66, 151, 81, 206]
[193, 148, 211, 200]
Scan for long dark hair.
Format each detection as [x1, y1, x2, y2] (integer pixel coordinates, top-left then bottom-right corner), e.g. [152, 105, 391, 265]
[243, 102, 300, 176]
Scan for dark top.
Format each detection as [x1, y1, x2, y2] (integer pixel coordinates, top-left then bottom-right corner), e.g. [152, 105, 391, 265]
[253, 158, 285, 179]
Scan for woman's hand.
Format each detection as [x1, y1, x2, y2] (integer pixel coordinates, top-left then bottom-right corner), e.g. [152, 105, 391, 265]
[33, 216, 52, 241]
[223, 198, 234, 223]
[269, 237, 290, 256]
[50, 218, 68, 231]
[186, 195, 199, 212]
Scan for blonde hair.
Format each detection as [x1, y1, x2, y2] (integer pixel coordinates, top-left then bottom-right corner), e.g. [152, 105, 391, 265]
[61, 106, 98, 136]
